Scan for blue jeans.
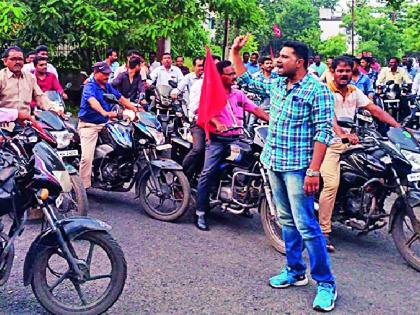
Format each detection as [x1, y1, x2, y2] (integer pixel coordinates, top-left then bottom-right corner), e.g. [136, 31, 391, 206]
[268, 169, 335, 284]
[196, 136, 236, 213]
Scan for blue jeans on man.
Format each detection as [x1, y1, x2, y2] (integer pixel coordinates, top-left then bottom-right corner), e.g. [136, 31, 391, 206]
[268, 169, 335, 283]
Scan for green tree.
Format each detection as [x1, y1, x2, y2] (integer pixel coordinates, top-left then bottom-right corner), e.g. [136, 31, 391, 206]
[255, 0, 322, 53]
[0, 0, 27, 42]
[342, 5, 402, 62]
[318, 34, 347, 57]
[399, 3, 420, 53]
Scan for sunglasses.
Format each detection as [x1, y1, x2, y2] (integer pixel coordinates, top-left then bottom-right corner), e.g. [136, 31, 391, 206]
[222, 72, 236, 76]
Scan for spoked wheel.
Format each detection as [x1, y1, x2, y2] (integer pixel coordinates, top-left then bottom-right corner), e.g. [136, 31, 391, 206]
[138, 169, 190, 221]
[392, 203, 420, 272]
[0, 232, 14, 286]
[31, 231, 127, 315]
[55, 175, 88, 218]
[260, 198, 286, 254]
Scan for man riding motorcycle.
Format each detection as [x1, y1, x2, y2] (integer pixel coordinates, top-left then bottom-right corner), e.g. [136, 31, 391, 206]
[148, 52, 184, 100]
[78, 61, 139, 189]
[194, 60, 269, 231]
[319, 56, 401, 252]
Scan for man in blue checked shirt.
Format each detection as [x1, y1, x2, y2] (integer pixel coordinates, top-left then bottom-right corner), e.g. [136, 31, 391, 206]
[232, 35, 337, 312]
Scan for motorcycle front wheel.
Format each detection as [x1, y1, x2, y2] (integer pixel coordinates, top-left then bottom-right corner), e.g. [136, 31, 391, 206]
[260, 198, 286, 254]
[31, 231, 127, 315]
[137, 169, 190, 221]
[391, 203, 420, 272]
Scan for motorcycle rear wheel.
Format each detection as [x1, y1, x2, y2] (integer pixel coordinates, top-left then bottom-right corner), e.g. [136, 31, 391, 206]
[31, 231, 127, 315]
[138, 169, 190, 221]
[260, 198, 286, 254]
[391, 205, 420, 272]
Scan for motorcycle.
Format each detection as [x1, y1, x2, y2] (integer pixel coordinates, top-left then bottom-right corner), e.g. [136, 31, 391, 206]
[76, 94, 190, 222]
[149, 81, 185, 142]
[171, 125, 282, 244]
[35, 104, 87, 217]
[264, 111, 420, 272]
[0, 124, 127, 314]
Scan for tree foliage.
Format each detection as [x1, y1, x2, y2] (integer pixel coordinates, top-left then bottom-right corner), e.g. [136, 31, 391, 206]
[399, 3, 420, 53]
[317, 34, 347, 58]
[342, 5, 402, 62]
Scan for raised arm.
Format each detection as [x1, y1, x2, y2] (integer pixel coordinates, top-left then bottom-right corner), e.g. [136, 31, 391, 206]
[231, 35, 272, 98]
[231, 35, 249, 77]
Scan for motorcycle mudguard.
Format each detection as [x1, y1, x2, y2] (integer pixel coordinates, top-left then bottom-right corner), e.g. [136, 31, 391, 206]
[150, 158, 183, 171]
[388, 190, 420, 233]
[23, 217, 111, 286]
[134, 160, 183, 197]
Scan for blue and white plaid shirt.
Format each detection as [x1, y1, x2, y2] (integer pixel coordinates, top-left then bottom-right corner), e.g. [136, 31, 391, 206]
[239, 72, 334, 171]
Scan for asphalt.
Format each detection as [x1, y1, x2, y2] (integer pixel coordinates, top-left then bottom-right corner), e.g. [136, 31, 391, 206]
[0, 189, 419, 315]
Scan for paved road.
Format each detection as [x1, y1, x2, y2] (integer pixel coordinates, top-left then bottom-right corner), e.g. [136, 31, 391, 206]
[0, 189, 419, 314]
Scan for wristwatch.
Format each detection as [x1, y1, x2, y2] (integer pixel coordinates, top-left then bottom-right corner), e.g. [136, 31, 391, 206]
[306, 169, 320, 177]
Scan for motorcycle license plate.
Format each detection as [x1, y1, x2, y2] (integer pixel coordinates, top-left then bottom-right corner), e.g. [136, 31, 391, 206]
[156, 144, 172, 151]
[416, 112, 420, 117]
[407, 172, 420, 182]
[57, 149, 79, 157]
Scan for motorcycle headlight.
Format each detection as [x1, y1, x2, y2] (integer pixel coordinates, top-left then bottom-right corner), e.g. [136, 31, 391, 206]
[401, 150, 420, 171]
[50, 131, 73, 149]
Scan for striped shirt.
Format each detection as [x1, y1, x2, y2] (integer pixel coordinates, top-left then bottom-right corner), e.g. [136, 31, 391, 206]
[239, 72, 334, 171]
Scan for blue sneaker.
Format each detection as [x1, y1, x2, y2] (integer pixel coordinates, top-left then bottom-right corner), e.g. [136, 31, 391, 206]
[313, 282, 337, 312]
[269, 267, 308, 288]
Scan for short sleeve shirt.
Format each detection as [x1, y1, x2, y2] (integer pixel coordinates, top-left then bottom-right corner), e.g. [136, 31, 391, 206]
[328, 82, 370, 136]
[78, 78, 122, 124]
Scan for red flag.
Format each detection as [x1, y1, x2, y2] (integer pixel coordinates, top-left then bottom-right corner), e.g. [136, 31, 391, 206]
[270, 45, 275, 60]
[197, 46, 227, 140]
[273, 24, 282, 38]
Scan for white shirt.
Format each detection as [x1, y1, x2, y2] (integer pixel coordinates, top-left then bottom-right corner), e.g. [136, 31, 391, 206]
[175, 72, 203, 100]
[331, 85, 371, 138]
[0, 108, 18, 122]
[413, 72, 420, 96]
[23, 62, 58, 78]
[149, 61, 161, 73]
[188, 78, 203, 122]
[148, 65, 184, 93]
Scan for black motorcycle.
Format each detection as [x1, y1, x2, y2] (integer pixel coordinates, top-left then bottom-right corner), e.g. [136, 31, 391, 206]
[34, 109, 87, 216]
[0, 124, 127, 314]
[149, 81, 185, 142]
[78, 94, 190, 222]
[266, 112, 420, 272]
[172, 125, 283, 246]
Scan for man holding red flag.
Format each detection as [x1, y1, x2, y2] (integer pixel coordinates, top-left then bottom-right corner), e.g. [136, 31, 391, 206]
[195, 56, 269, 231]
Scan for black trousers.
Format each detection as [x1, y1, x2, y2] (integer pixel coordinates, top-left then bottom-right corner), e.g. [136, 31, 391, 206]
[182, 124, 205, 179]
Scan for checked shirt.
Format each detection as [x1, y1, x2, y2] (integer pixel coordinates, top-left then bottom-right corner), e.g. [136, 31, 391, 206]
[239, 72, 334, 171]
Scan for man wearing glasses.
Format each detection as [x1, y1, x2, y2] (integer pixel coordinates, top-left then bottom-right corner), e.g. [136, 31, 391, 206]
[194, 60, 269, 231]
[0, 46, 52, 115]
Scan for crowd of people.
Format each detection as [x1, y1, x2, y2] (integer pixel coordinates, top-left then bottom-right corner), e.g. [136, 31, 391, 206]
[1, 39, 419, 313]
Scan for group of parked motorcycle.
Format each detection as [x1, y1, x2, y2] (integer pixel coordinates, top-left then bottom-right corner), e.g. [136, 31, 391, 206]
[1, 78, 420, 313]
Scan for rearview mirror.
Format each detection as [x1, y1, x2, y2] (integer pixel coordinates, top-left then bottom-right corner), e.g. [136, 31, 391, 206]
[103, 93, 120, 104]
[168, 80, 178, 88]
